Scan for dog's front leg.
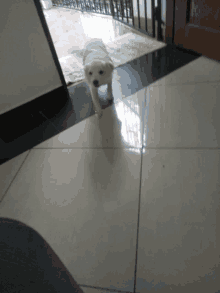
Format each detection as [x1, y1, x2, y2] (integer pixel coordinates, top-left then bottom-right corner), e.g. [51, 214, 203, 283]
[91, 88, 102, 118]
[107, 82, 113, 102]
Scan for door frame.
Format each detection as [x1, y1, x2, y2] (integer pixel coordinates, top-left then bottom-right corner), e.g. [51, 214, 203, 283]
[165, 0, 176, 45]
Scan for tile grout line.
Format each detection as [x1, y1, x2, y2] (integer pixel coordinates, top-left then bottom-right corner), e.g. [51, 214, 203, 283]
[32, 147, 220, 150]
[0, 150, 31, 204]
[33, 147, 142, 150]
[80, 284, 133, 293]
[133, 90, 147, 293]
[149, 79, 220, 88]
[144, 147, 220, 150]
[39, 110, 62, 133]
[133, 146, 144, 293]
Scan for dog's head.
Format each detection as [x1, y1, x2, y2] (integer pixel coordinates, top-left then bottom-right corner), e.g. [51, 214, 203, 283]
[84, 60, 114, 88]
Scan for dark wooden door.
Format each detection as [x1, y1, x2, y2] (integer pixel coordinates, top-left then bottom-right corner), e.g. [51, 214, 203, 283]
[174, 0, 220, 61]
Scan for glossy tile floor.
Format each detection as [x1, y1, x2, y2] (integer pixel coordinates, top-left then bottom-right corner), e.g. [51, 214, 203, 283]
[0, 54, 220, 293]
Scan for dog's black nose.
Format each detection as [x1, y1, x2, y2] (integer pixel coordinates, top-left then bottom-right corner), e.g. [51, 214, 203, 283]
[93, 80, 99, 86]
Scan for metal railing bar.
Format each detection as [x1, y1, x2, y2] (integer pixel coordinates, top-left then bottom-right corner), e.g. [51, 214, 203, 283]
[157, 0, 162, 40]
[137, 0, 140, 28]
[151, 0, 155, 38]
[98, 0, 102, 13]
[115, 0, 119, 19]
[103, 0, 107, 14]
[120, 0, 124, 21]
[125, 0, 129, 23]
[144, 0, 147, 31]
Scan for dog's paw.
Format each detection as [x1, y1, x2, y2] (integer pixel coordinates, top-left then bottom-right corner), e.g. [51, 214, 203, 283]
[95, 110, 103, 119]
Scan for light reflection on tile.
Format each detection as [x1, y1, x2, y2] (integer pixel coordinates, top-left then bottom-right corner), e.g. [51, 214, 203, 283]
[143, 82, 220, 148]
[115, 99, 142, 149]
[137, 149, 220, 293]
[34, 88, 145, 151]
[0, 147, 141, 290]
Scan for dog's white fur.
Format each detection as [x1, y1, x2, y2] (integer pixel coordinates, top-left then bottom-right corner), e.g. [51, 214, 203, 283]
[83, 39, 114, 118]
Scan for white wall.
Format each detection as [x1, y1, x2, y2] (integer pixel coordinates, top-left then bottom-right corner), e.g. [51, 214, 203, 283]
[0, 0, 62, 115]
[132, 0, 166, 22]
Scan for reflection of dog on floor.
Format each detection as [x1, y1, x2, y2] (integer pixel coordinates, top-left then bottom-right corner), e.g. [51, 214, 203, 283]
[83, 39, 114, 118]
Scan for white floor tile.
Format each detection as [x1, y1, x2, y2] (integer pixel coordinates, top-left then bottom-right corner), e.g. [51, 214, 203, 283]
[43, 8, 83, 45]
[137, 149, 220, 293]
[34, 88, 145, 149]
[0, 151, 29, 201]
[152, 56, 220, 87]
[144, 82, 220, 148]
[0, 148, 141, 291]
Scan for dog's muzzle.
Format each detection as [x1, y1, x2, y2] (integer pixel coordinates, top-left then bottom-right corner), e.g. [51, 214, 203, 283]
[93, 80, 99, 87]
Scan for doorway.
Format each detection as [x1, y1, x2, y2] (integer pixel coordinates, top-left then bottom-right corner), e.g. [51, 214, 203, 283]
[173, 0, 220, 61]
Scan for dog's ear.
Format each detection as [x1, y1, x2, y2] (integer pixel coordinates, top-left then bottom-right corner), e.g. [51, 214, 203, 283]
[84, 64, 90, 73]
[106, 61, 114, 71]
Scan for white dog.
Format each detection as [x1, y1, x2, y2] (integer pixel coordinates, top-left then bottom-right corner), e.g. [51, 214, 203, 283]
[83, 39, 114, 118]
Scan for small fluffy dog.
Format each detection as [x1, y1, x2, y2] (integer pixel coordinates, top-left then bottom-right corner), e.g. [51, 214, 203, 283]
[83, 39, 114, 118]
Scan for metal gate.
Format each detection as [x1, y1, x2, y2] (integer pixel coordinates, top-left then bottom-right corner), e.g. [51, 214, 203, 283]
[51, 0, 133, 18]
[51, 0, 165, 41]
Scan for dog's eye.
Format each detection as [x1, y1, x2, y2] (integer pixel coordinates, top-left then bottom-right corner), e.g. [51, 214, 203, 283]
[89, 72, 92, 75]
[99, 70, 104, 75]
